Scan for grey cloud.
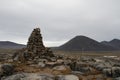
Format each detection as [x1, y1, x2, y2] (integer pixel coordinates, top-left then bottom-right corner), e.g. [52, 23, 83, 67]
[0, 0, 120, 46]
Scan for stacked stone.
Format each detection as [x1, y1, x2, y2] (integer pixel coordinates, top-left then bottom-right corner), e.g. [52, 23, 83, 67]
[13, 28, 54, 62]
[27, 28, 46, 59]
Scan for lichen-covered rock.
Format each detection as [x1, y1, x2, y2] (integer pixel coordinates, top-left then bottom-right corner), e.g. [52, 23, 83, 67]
[53, 65, 67, 71]
[38, 62, 46, 68]
[0, 64, 14, 77]
[53, 65, 71, 74]
[102, 67, 120, 78]
[113, 77, 120, 80]
[57, 75, 79, 80]
[102, 68, 112, 77]
[112, 67, 120, 78]
[2, 73, 55, 80]
[2, 73, 25, 80]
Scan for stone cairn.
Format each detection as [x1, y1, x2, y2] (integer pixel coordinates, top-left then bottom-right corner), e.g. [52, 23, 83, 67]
[13, 28, 54, 62]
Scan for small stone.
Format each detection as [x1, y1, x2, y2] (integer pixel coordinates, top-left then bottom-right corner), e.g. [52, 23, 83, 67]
[53, 65, 71, 74]
[38, 62, 46, 68]
[58, 75, 79, 80]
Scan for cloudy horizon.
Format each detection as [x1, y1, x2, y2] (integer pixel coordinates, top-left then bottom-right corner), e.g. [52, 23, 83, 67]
[0, 0, 120, 47]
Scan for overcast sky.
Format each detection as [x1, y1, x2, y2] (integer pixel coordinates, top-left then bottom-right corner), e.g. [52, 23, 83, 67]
[0, 0, 120, 47]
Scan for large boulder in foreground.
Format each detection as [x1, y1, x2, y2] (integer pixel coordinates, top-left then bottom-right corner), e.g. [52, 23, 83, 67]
[0, 64, 14, 77]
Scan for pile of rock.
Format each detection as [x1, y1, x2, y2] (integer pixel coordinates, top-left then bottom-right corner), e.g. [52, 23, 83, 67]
[13, 28, 54, 62]
[27, 28, 45, 59]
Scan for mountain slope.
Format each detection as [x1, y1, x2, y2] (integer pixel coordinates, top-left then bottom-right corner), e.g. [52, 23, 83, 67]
[101, 39, 120, 49]
[0, 41, 26, 49]
[58, 36, 117, 51]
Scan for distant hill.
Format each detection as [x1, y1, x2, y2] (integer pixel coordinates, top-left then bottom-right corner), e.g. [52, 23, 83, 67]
[57, 36, 117, 51]
[0, 41, 26, 49]
[101, 39, 120, 49]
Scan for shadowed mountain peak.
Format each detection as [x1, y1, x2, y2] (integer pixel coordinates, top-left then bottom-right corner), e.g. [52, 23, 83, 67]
[0, 41, 25, 49]
[101, 39, 120, 49]
[110, 39, 120, 43]
[58, 36, 117, 51]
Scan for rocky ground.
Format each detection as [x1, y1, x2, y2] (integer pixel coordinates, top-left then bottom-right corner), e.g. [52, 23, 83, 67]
[0, 52, 120, 80]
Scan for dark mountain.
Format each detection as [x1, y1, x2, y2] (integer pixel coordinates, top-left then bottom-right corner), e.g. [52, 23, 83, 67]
[101, 39, 120, 49]
[0, 41, 26, 49]
[58, 36, 117, 51]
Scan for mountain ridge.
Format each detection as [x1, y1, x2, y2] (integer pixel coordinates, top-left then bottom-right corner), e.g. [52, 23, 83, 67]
[0, 41, 26, 49]
[57, 36, 119, 51]
[101, 39, 120, 49]
[0, 36, 120, 51]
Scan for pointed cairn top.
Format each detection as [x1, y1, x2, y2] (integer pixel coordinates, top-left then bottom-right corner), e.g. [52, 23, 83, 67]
[27, 28, 45, 57]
